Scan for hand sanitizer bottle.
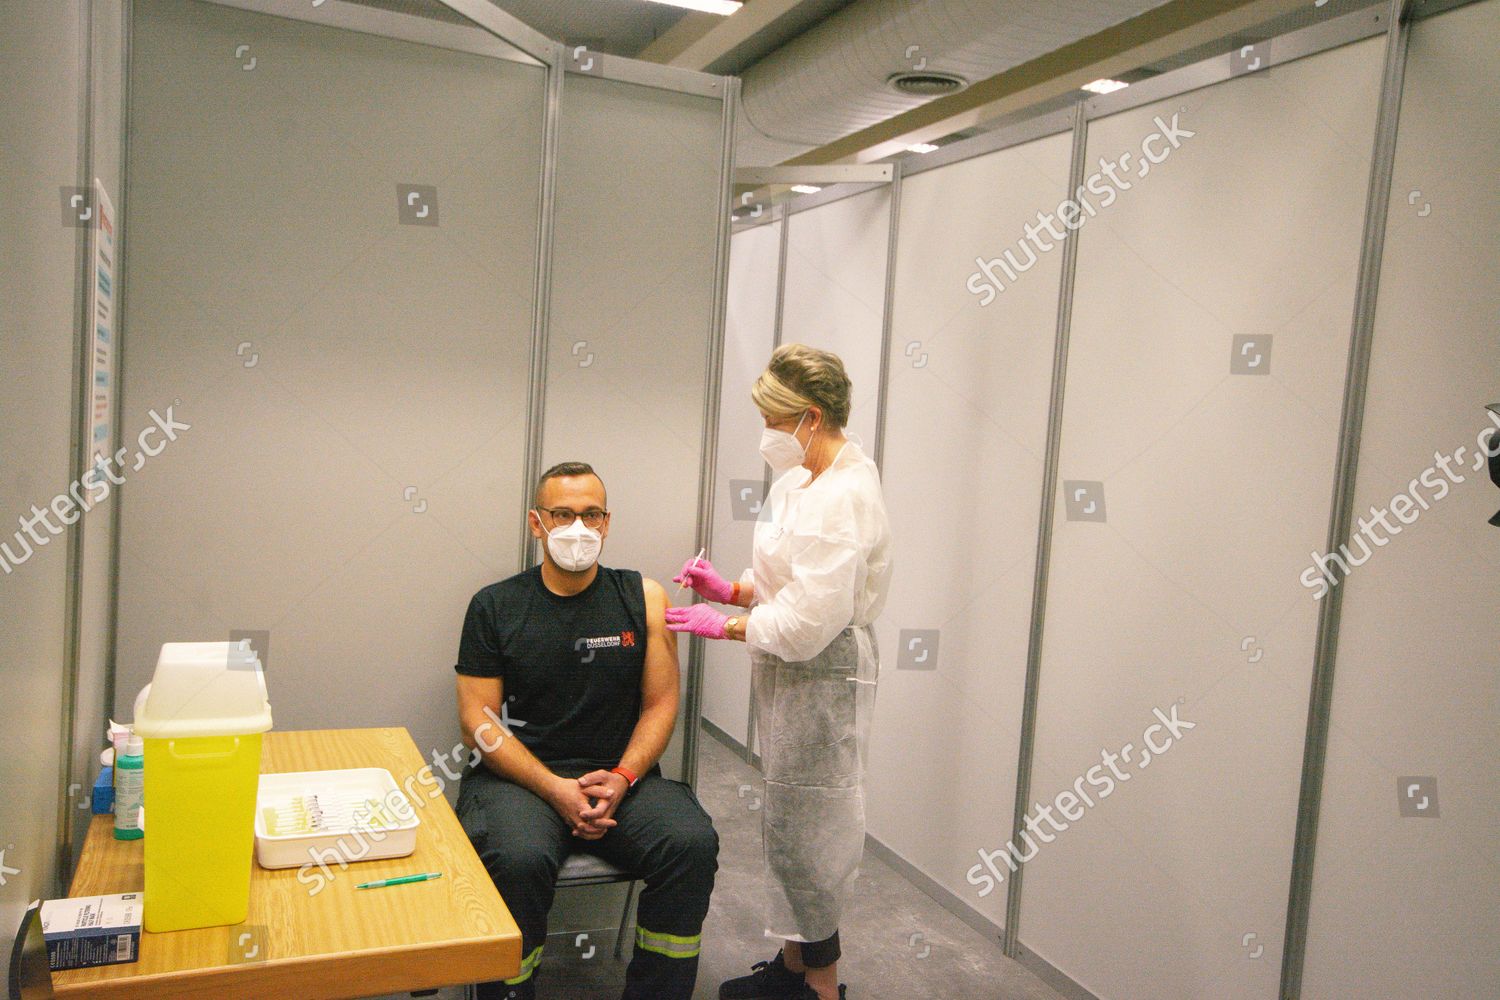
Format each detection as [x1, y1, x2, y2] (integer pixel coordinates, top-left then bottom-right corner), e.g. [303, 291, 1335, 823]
[113, 733, 144, 841]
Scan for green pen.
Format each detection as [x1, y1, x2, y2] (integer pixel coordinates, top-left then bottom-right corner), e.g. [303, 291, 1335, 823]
[356, 872, 444, 890]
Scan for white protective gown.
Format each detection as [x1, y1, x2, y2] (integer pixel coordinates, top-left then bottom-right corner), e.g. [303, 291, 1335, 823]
[740, 437, 893, 943]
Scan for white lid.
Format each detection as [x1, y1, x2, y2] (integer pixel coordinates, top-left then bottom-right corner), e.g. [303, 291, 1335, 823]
[134, 640, 273, 739]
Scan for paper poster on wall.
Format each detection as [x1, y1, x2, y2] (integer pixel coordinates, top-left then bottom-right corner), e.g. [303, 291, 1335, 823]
[89, 179, 115, 465]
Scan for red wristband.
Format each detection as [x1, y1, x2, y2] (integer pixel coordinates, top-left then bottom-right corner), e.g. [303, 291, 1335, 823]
[731, 581, 741, 605]
[610, 765, 638, 788]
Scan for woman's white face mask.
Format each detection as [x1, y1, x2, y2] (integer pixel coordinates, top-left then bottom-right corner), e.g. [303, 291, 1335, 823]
[539, 514, 602, 572]
[759, 411, 811, 472]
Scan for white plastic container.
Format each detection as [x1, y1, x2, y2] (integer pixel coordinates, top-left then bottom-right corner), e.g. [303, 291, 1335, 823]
[253, 768, 419, 870]
[134, 640, 271, 738]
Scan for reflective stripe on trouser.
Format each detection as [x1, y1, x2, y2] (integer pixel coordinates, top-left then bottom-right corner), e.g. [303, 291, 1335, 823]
[752, 625, 878, 943]
[504, 944, 544, 984]
[621, 934, 702, 1000]
[636, 926, 702, 958]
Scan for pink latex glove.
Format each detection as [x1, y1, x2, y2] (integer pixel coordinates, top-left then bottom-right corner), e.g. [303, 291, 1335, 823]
[673, 557, 736, 604]
[664, 603, 729, 640]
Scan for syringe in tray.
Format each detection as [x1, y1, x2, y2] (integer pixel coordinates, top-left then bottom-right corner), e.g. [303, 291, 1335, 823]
[259, 792, 400, 837]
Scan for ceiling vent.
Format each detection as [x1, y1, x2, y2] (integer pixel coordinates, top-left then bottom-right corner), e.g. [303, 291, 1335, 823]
[885, 71, 969, 97]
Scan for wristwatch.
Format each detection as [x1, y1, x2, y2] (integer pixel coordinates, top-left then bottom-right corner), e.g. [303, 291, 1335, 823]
[725, 616, 741, 639]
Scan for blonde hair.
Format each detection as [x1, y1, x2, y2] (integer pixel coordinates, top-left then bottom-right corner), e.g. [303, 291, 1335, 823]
[751, 343, 852, 429]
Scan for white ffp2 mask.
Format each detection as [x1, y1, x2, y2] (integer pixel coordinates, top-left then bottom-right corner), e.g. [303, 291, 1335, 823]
[759, 411, 810, 472]
[541, 515, 602, 572]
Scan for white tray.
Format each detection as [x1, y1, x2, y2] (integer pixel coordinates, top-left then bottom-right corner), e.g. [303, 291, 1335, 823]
[254, 768, 419, 870]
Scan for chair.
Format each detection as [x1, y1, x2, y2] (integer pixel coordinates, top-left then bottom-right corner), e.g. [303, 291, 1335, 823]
[7, 902, 53, 1000]
[555, 853, 639, 960]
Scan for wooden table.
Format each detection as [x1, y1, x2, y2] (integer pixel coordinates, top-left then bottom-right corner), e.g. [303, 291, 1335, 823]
[53, 728, 521, 999]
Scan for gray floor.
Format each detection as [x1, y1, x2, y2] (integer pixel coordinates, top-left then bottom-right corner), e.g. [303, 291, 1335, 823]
[527, 725, 1069, 1000]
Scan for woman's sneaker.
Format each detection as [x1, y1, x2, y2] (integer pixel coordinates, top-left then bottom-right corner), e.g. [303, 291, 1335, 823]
[719, 949, 806, 998]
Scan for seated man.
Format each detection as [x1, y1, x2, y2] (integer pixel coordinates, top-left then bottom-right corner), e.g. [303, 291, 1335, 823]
[455, 461, 719, 1000]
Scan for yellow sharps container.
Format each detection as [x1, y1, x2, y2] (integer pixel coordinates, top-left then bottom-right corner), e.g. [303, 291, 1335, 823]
[132, 639, 273, 932]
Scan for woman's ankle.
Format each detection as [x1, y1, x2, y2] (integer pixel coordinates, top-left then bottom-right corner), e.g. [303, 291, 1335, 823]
[805, 962, 838, 998]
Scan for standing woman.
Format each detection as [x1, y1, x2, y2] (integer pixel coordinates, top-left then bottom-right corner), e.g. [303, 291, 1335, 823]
[666, 343, 893, 1000]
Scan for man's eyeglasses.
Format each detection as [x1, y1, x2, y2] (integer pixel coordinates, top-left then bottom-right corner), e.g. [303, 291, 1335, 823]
[536, 506, 609, 530]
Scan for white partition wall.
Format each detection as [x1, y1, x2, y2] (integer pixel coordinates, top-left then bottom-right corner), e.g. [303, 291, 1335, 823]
[1302, 2, 1500, 996]
[540, 69, 732, 783]
[1018, 35, 1385, 1000]
[874, 130, 1074, 931]
[703, 218, 782, 746]
[114, 0, 549, 771]
[110, 5, 734, 974]
[779, 188, 891, 450]
[701, 4, 1500, 998]
[0, 0, 91, 927]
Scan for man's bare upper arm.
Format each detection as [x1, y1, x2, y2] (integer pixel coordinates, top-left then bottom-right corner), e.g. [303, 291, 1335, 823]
[641, 577, 679, 709]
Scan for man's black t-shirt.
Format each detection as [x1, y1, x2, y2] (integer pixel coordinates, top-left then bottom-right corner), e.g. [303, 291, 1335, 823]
[455, 564, 647, 772]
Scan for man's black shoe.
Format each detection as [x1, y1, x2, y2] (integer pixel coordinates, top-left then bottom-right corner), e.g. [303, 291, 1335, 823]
[719, 949, 806, 998]
[475, 977, 535, 1000]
